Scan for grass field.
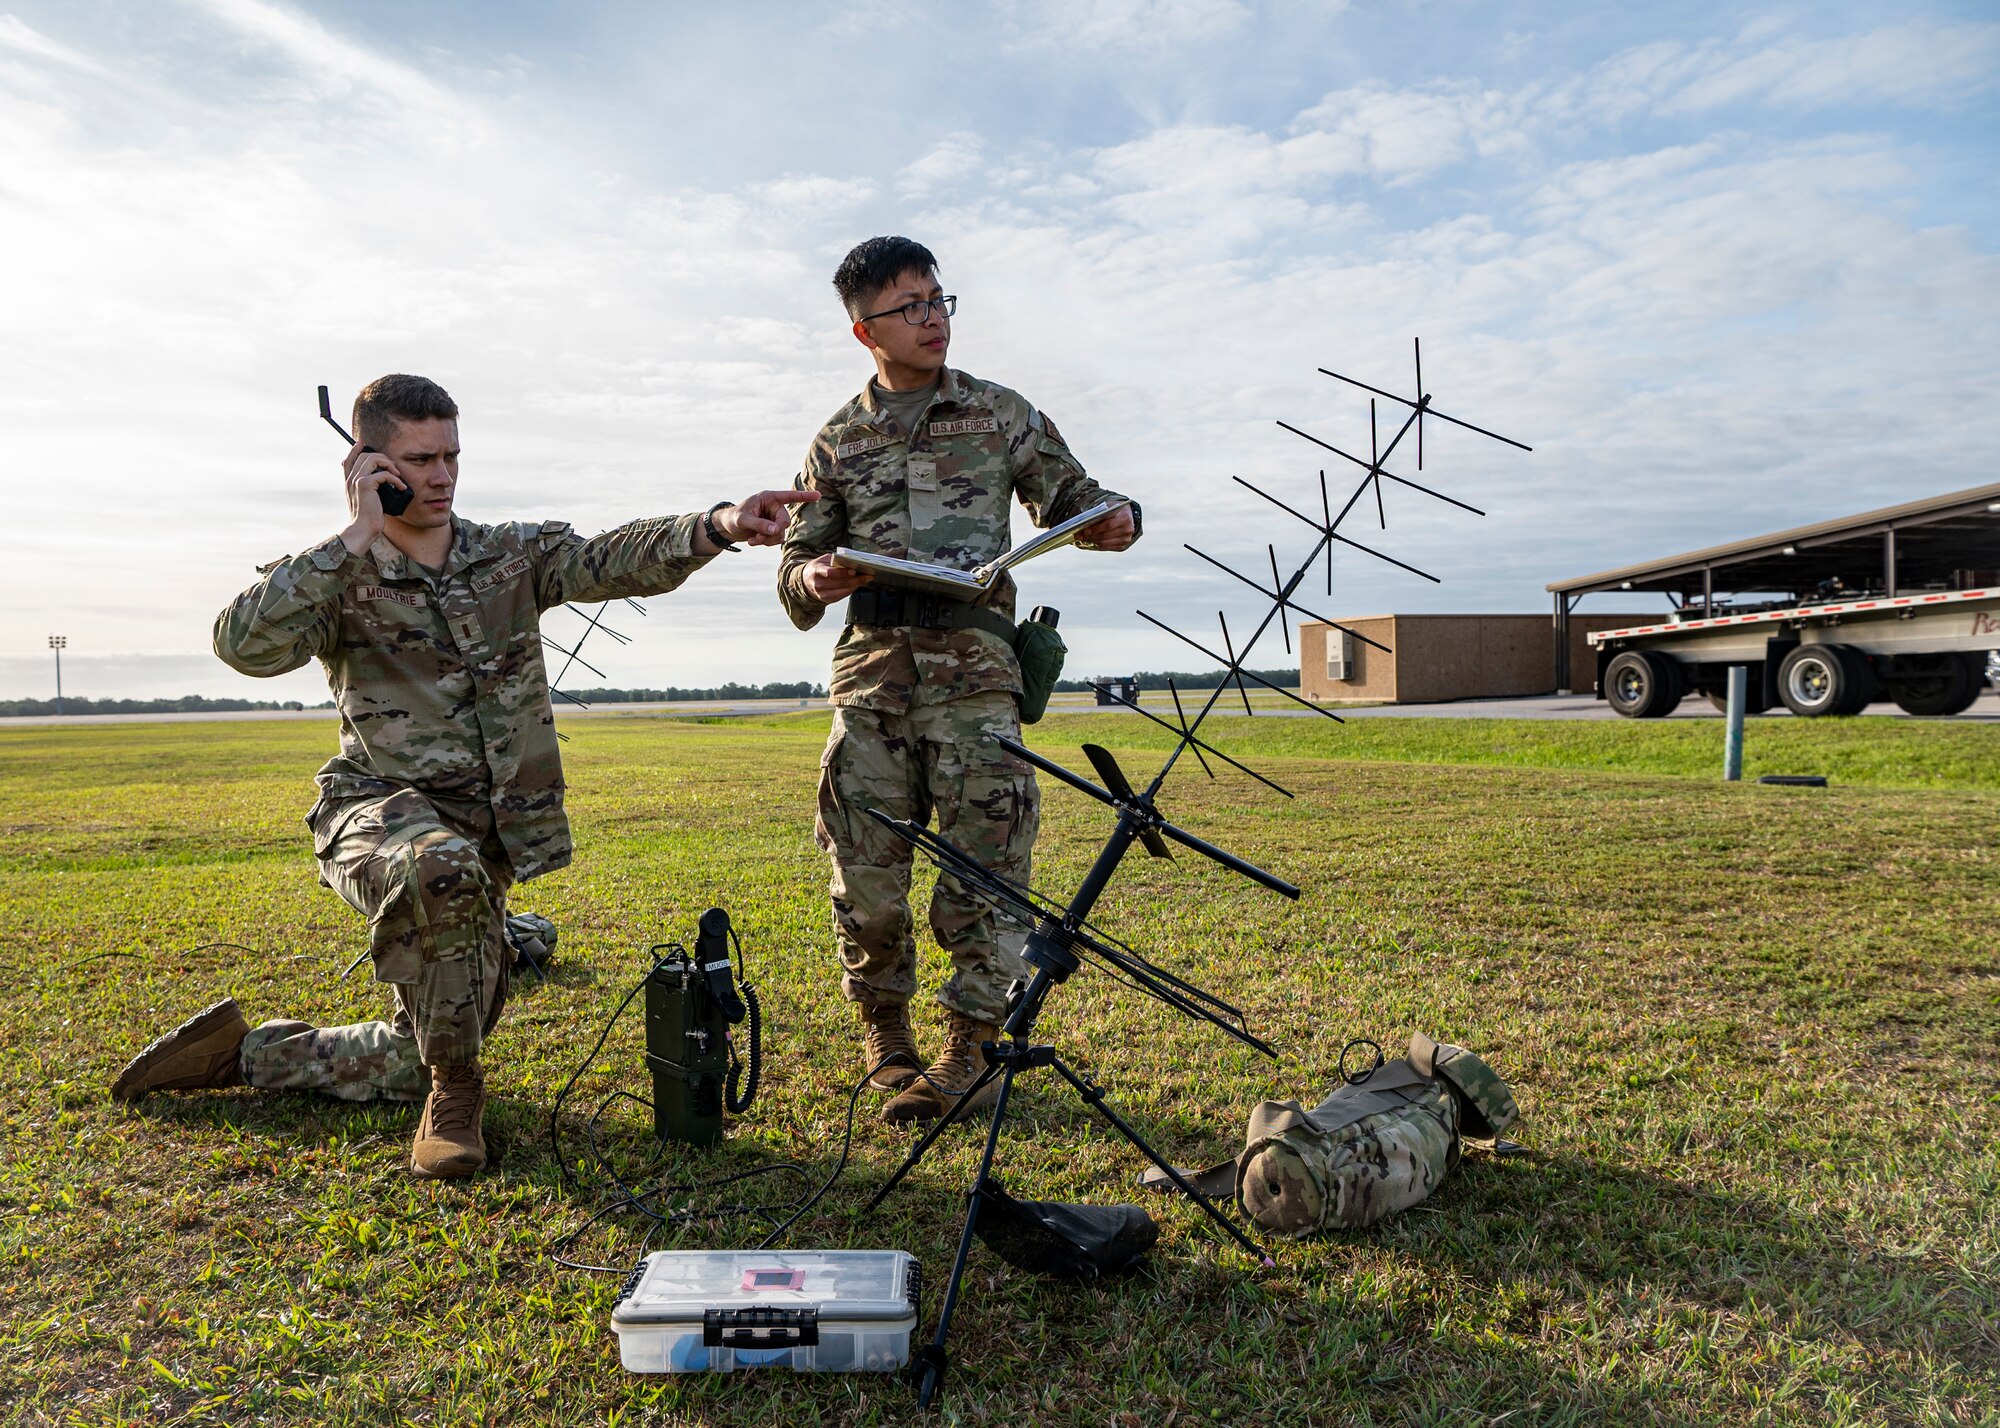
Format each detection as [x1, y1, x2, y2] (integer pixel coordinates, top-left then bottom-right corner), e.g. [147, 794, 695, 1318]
[1, 712, 1996, 1426]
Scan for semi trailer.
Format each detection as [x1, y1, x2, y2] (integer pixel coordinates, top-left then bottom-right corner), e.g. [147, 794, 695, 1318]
[1587, 587, 1997, 718]
[1549, 483, 2000, 719]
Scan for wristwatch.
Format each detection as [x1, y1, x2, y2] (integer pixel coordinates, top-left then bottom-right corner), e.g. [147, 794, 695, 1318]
[701, 501, 740, 553]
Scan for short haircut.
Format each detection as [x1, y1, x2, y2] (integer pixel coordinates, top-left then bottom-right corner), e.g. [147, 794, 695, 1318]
[833, 236, 939, 319]
[353, 374, 458, 449]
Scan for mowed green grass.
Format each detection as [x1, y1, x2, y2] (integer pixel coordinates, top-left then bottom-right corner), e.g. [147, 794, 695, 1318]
[0, 713, 1996, 1427]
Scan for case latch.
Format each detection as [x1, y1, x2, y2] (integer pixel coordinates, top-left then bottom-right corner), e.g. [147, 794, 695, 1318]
[703, 1306, 821, 1349]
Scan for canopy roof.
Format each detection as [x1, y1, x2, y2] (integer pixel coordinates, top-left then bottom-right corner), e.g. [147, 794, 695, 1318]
[1548, 482, 2000, 600]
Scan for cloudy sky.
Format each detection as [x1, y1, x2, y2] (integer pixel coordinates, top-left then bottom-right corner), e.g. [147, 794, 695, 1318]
[2, 1, 1996, 703]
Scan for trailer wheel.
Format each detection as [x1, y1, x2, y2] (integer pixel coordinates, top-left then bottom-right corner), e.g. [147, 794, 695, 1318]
[1777, 645, 1859, 717]
[1605, 650, 1684, 718]
[1833, 646, 1879, 715]
[1888, 652, 1985, 717]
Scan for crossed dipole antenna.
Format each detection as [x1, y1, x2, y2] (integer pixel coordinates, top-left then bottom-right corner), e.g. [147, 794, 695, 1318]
[1130, 337, 1532, 797]
[544, 599, 649, 741]
[873, 339, 1531, 1047]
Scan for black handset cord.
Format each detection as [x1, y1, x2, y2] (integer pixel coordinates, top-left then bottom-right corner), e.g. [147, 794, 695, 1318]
[723, 926, 761, 1115]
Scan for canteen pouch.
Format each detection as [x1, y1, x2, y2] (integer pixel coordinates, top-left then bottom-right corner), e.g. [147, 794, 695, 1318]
[1012, 615, 1067, 724]
[1235, 1032, 1518, 1238]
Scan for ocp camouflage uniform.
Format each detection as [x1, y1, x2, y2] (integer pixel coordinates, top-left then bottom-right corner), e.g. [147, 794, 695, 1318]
[778, 367, 1134, 1022]
[215, 514, 713, 1096]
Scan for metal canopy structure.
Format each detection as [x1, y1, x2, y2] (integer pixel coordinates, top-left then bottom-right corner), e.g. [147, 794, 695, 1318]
[1545, 482, 2000, 692]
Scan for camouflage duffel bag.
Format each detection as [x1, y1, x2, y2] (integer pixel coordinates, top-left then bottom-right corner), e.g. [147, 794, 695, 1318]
[1236, 1031, 1518, 1237]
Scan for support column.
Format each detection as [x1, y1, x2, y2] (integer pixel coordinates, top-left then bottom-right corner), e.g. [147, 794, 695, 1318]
[1553, 592, 1572, 695]
[1885, 528, 1898, 597]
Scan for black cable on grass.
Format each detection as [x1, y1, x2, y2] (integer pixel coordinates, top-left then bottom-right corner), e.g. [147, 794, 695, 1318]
[63, 950, 141, 969]
[40, 941, 302, 986]
[64, 941, 272, 971]
[749, 1060, 877, 1252]
[180, 942, 270, 960]
[549, 958, 655, 1199]
[546, 943, 887, 1274]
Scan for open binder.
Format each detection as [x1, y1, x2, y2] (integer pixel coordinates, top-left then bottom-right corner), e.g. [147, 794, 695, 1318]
[832, 500, 1128, 601]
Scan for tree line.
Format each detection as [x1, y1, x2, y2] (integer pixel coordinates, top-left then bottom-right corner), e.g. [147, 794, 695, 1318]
[0, 683, 825, 717]
[0, 695, 332, 717]
[560, 682, 826, 703]
[3, 671, 1296, 718]
[1052, 667, 1298, 692]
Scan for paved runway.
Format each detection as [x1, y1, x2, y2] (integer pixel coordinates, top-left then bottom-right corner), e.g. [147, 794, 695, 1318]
[1307, 691, 2000, 721]
[1060, 690, 2000, 721]
[0, 697, 822, 727]
[9, 691, 1999, 727]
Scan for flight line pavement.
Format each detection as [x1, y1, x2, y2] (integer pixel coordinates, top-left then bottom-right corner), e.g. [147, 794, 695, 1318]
[7, 691, 1998, 726]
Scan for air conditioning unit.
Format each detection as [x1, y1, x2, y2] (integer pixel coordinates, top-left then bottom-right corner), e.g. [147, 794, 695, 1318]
[1326, 628, 1356, 682]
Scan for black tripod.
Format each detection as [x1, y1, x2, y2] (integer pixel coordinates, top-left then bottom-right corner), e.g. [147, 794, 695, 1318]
[865, 737, 1295, 1407]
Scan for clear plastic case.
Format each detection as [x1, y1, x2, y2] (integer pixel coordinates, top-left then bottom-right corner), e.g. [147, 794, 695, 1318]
[610, 1250, 920, 1374]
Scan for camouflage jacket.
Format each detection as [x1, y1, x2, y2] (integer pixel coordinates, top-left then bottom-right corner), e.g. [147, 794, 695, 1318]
[214, 514, 712, 880]
[777, 367, 1132, 712]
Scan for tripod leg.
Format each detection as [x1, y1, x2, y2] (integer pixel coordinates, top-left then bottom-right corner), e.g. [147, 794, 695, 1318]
[911, 1059, 1019, 1408]
[864, 1055, 1006, 1213]
[1049, 1054, 1274, 1267]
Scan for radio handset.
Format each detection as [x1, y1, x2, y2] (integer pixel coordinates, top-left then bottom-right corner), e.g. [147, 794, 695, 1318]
[696, 907, 747, 1023]
[317, 384, 412, 517]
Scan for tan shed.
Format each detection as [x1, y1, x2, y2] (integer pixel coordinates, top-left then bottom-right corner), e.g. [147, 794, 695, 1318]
[1300, 614, 1656, 703]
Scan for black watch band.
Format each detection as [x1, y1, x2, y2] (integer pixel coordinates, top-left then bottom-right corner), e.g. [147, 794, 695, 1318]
[701, 501, 740, 553]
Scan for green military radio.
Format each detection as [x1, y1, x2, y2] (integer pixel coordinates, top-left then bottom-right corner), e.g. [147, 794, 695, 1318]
[645, 907, 761, 1145]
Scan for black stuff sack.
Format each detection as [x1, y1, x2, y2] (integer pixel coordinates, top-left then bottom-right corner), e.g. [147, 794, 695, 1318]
[971, 1178, 1158, 1279]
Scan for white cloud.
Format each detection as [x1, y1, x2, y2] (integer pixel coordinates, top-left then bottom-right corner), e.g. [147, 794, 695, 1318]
[1292, 82, 1531, 179]
[898, 132, 985, 198]
[996, 0, 1258, 53]
[1677, 21, 2000, 111]
[755, 172, 877, 214]
[1560, 19, 2000, 124]
[0, 13, 107, 73]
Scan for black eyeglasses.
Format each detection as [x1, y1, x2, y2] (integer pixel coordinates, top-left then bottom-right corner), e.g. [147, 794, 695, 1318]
[859, 294, 957, 325]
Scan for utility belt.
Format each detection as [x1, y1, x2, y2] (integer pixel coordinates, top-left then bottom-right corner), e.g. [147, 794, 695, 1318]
[846, 586, 1018, 644]
[845, 586, 1066, 724]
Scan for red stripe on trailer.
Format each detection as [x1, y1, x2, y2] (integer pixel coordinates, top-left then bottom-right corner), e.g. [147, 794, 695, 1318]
[1587, 586, 2000, 647]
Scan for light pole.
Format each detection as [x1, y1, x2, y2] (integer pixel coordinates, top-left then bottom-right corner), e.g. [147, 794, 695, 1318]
[48, 635, 66, 716]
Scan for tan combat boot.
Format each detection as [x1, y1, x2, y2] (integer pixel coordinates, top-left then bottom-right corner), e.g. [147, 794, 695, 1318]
[110, 998, 249, 1101]
[410, 1062, 486, 1179]
[859, 1001, 924, 1092]
[881, 1011, 1003, 1125]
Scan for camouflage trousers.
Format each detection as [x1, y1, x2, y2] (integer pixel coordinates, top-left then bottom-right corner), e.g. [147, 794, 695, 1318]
[815, 690, 1038, 1024]
[240, 789, 512, 1102]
